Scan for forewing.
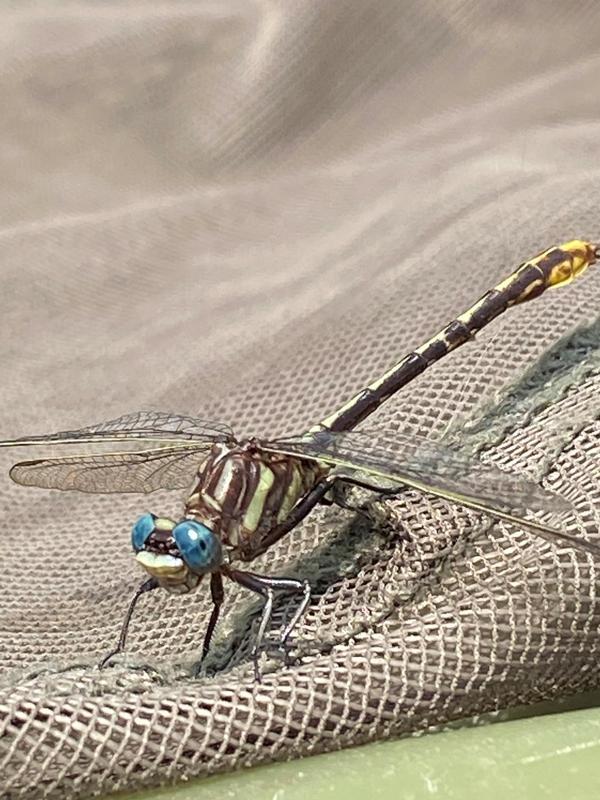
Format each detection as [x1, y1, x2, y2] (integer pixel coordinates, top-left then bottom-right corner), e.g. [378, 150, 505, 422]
[264, 428, 600, 556]
[9, 444, 208, 493]
[0, 411, 233, 449]
[269, 429, 571, 514]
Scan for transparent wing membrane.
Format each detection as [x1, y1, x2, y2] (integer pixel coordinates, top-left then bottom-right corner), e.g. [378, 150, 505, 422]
[3, 410, 599, 557]
[276, 429, 572, 514]
[9, 445, 208, 493]
[0, 411, 227, 493]
[267, 428, 600, 556]
[0, 411, 233, 449]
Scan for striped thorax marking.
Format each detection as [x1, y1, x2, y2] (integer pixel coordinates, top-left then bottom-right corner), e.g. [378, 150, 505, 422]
[184, 441, 326, 559]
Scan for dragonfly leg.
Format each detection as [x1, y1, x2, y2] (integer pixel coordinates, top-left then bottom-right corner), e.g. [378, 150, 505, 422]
[253, 592, 274, 681]
[325, 479, 376, 521]
[98, 577, 159, 668]
[336, 473, 405, 499]
[193, 572, 224, 676]
[280, 579, 311, 653]
[223, 566, 311, 680]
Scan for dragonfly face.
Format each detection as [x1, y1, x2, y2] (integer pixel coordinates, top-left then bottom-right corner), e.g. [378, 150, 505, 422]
[131, 513, 223, 594]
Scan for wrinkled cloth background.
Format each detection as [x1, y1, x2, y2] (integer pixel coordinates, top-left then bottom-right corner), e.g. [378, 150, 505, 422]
[1, 2, 600, 798]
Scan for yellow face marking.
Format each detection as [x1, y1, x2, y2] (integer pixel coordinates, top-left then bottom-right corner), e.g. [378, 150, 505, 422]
[242, 463, 275, 533]
[136, 551, 186, 577]
[154, 517, 176, 531]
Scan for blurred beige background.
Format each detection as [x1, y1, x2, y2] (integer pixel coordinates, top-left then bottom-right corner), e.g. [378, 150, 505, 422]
[3, 2, 600, 436]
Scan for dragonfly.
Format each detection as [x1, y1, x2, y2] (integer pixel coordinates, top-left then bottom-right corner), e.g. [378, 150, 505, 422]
[1, 239, 599, 678]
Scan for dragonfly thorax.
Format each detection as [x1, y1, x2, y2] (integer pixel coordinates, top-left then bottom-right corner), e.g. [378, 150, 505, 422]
[184, 440, 326, 561]
[131, 513, 223, 594]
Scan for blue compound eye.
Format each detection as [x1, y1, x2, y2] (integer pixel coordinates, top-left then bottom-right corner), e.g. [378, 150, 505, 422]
[173, 520, 222, 573]
[131, 513, 156, 552]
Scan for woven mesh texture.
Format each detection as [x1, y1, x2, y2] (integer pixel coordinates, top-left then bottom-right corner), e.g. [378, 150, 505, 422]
[2, 2, 600, 797]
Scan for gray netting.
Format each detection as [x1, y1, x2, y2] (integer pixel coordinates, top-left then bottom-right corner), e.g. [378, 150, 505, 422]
[2, 2, 600, 797]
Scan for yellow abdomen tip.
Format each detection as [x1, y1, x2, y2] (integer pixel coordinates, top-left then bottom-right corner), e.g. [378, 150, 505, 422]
[547, 239, 598, 287]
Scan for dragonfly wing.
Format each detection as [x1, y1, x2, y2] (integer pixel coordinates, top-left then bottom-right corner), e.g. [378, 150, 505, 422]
[0, 411, 233, 448]
[269, 429, 570, 515]
[9, 444, 208, 493]
[264, 429, 600, 556]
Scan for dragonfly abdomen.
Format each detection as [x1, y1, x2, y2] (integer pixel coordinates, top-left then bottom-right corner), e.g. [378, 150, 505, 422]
[184, 443, 325, 559]
[317, 239, 598, 432]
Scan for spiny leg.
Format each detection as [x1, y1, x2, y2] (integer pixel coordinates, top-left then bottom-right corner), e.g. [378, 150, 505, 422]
[194, 572, 224, 676]
[228, 474, 395, 672]
[232, 473, 398, 673]
[99, 577, 159, 668]
[254, 592, 274, 681]
[334, 474, 408, 501]
[224, 566, 311, 680]
[320, 478, 376, 522]
[228, 569, 273, 681]
[280, 579, 311, 653]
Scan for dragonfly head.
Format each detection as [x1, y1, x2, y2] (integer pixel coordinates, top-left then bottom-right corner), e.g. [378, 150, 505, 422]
[131, 513, 223, 592]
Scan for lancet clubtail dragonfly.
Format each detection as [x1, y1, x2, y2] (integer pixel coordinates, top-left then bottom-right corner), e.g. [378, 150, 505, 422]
[1, 239, 599, 677]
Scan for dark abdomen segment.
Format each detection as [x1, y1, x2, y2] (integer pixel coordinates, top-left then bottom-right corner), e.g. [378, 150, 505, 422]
[316, 240, 598, 433]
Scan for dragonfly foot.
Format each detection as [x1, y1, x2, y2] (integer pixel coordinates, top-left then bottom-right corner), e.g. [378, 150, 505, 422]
[98, 649, 121, 669]
[281, 641, 294, 667]
[192, 651, 216, 678]
[338, 499, 372, 522]
[192, 659, 204, 678]
[260, 637, 295, 666]
[252, 650, 263, 683]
